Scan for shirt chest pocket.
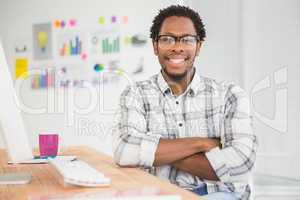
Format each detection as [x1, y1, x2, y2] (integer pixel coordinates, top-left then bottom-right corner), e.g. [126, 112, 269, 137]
[147, 105, 178, 139]
[185, 106, 222, 138]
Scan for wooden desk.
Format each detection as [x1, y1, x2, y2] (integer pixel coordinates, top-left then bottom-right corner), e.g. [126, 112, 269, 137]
[0, 146, 201, 200]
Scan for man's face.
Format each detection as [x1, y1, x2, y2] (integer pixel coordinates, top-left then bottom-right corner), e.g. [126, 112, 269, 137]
[153, 16, 202, 80]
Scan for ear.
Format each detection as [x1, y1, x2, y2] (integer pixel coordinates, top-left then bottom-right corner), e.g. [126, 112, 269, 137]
[152, 40, 158, 56]
[195, 41, 203, 56]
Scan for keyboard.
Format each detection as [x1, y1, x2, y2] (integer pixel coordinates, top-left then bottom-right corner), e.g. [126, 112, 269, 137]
[8, 155, 77, 164]
[49, 157, 111, 187]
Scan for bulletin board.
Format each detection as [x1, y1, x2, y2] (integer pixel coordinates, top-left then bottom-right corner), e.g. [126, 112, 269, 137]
[14, 15, 150, 89]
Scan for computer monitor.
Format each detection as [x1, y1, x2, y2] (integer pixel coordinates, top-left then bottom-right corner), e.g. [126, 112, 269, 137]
[0, 40, 33, 163]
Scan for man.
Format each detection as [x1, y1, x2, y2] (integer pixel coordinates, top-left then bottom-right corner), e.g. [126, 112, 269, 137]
[113, 5, 258, 200]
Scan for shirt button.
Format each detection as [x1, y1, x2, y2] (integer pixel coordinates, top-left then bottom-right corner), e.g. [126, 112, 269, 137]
[178, 123, 183, 127]
[176, 101, 179, 105]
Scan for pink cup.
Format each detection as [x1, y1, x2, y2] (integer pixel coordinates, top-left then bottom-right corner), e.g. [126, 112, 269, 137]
[39, 134, 59, 157]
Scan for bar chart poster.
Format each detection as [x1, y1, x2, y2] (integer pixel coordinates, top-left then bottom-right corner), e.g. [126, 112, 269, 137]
[31, 68, 55, 89]
[90, 34, 121, 55]
[57, 33, 85, 58]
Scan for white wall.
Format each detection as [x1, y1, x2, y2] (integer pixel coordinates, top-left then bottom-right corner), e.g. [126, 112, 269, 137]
[242, 0, 300, 178]
[187, 0, 243, 85]
[190, 0, 300, 179]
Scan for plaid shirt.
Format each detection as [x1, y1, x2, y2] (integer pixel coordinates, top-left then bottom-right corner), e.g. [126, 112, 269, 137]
[112, 69, 258, 200]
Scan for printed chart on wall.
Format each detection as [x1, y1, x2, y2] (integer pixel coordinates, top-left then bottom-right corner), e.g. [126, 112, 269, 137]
[32, 23, 53, 60]
[13, 15, 150, 89]
[57, 32, 86, 60]
[90, 29, 121, 56]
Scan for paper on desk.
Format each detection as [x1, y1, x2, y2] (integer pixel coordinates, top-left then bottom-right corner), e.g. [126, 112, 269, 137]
[29, 187, 181, 200]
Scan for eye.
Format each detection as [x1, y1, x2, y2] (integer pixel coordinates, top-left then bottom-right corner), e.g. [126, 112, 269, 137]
[181, 36, 197, 45]
[159, 36, 174, 44]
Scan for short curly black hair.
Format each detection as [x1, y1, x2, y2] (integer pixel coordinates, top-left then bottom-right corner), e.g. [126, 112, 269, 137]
[150, 5, 206, 42]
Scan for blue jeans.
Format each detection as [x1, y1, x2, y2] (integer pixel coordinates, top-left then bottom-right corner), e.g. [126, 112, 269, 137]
[201, 192, 239, 200]
[193, 186, 239, 200]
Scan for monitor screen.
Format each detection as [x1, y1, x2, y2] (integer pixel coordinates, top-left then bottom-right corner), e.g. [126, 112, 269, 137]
[0, 41, 33, 163]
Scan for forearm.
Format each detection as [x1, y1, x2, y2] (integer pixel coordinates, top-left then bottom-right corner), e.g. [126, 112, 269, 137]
[172, 153, 220, 181]
[153, 137, 219, 166]
[113, 130, 161, 167]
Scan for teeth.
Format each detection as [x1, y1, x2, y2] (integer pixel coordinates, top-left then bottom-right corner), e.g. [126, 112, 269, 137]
[169, 59, 185, 64]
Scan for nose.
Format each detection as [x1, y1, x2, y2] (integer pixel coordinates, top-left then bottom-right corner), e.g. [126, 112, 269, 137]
[171, 41, 184, 53]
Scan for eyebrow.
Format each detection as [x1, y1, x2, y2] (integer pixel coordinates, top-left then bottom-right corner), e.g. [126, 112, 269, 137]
[159, 33, 197, 37]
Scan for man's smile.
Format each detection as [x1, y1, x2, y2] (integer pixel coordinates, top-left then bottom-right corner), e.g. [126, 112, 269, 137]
[165, 55, 189, 66]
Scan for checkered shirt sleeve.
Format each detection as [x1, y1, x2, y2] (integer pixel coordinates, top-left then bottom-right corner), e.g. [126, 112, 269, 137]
[112, 84, 161, 167]
[205, 84, 258, 183]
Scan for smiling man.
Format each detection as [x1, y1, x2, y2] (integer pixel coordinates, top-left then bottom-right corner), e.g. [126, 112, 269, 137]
[113, 5, 258, 200]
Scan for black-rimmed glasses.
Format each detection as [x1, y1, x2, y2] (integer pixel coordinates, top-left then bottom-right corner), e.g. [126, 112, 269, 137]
[156, 35, 199, 49]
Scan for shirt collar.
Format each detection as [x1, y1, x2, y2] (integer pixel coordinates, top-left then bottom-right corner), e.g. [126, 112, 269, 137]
[157, 68, 207, 97]
[188, 69, 205, 96]
[157, 70, 170, 95]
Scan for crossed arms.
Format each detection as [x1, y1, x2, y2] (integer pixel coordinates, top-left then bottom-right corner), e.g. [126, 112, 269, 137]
[113, 84, 258, 182]
[153, 137, 220, 180]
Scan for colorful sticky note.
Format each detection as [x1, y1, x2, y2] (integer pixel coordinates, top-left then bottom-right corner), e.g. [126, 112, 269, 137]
[123, 16, 128, 24]
[15, 58, 29, 79]
[111, 16, 117, 23]
[98, 16, 105, 24]
[54, 20, 61, 28]
[61, 20, 66, 28]
[69, 19, 76, 27]
[81, 53, 87, 60]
